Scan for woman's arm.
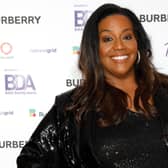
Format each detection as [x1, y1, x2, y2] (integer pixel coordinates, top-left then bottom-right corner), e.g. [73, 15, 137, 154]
[16, 101, 62, 168]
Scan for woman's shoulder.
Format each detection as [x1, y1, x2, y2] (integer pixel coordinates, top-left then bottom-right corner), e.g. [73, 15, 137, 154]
[156, 71, 168, 86]
[30, 88, 77, 138]
[154, 72, 168, 97]
[154, 72, 168, 121]
[55, 88, 77, 105]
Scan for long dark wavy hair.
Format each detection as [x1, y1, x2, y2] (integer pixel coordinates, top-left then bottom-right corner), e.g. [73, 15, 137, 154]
[67, 3, 165, 126]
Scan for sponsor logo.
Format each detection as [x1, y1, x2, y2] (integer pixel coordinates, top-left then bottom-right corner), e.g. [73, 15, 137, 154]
[0, 42, 13, 59]
[29, 108, 36, 117]
[139, 14, 168, 22]
[72, 46, 80, 55]
[0, 140, 27, 148]
[29, 108, 45, 117]
[164, 42, 168, 57]
[0, 110, 14, 116]
[0, 16, 41, 24]
[30, 48, 57, 54]
[74, 4, 92, 31]
[5, 73, 36, 95]
[66, 78, 84, 87]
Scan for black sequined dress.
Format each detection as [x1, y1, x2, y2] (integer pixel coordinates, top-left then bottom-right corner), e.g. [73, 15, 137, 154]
[93, 111, 168, 168]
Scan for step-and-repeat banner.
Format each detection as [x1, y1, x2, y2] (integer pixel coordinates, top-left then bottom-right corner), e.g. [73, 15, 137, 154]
[0, 0, 168, 167]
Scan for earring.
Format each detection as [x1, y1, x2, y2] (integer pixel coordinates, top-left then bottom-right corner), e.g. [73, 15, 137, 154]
[136, 51, 141, 64]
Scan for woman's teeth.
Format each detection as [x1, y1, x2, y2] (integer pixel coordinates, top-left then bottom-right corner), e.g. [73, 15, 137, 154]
[112, 55, 128, 60]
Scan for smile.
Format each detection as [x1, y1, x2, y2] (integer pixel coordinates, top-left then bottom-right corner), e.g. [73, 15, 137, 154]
[111, 55, 128, 60]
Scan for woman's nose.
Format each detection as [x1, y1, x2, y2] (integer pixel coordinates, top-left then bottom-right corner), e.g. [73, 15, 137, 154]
[113, 39, 125, 50]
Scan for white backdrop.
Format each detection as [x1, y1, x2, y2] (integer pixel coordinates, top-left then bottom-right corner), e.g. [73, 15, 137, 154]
[0, 0, 168, 167]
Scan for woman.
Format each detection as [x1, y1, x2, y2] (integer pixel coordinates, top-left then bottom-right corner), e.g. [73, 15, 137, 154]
[17, 3, 168, 168]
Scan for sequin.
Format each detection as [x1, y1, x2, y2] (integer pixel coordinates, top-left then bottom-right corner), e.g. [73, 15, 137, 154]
[93, 112, 168, 168]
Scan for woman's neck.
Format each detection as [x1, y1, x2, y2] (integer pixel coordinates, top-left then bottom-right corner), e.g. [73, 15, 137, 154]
[106, 74, 138, 112]
[106, 75, 138, 94]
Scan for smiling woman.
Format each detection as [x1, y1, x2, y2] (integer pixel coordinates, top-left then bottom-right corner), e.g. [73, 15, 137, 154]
[98, 14, 138, 82]
[17, 3, 168, 168]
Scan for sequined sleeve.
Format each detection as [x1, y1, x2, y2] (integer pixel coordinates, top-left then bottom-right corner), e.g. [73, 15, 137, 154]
[16, 100, 62, 168]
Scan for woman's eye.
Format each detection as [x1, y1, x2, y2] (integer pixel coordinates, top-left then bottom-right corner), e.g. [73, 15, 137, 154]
[123, 34, 133, 40]
[102, 36, 113, 42]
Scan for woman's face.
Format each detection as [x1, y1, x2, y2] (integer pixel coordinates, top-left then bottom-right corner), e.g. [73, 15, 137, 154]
[98, 14, 138, 80]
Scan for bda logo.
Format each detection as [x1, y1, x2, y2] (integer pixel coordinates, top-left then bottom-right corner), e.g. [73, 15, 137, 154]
[74, 10, 92, 31]
[5, 74, 36, 94]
